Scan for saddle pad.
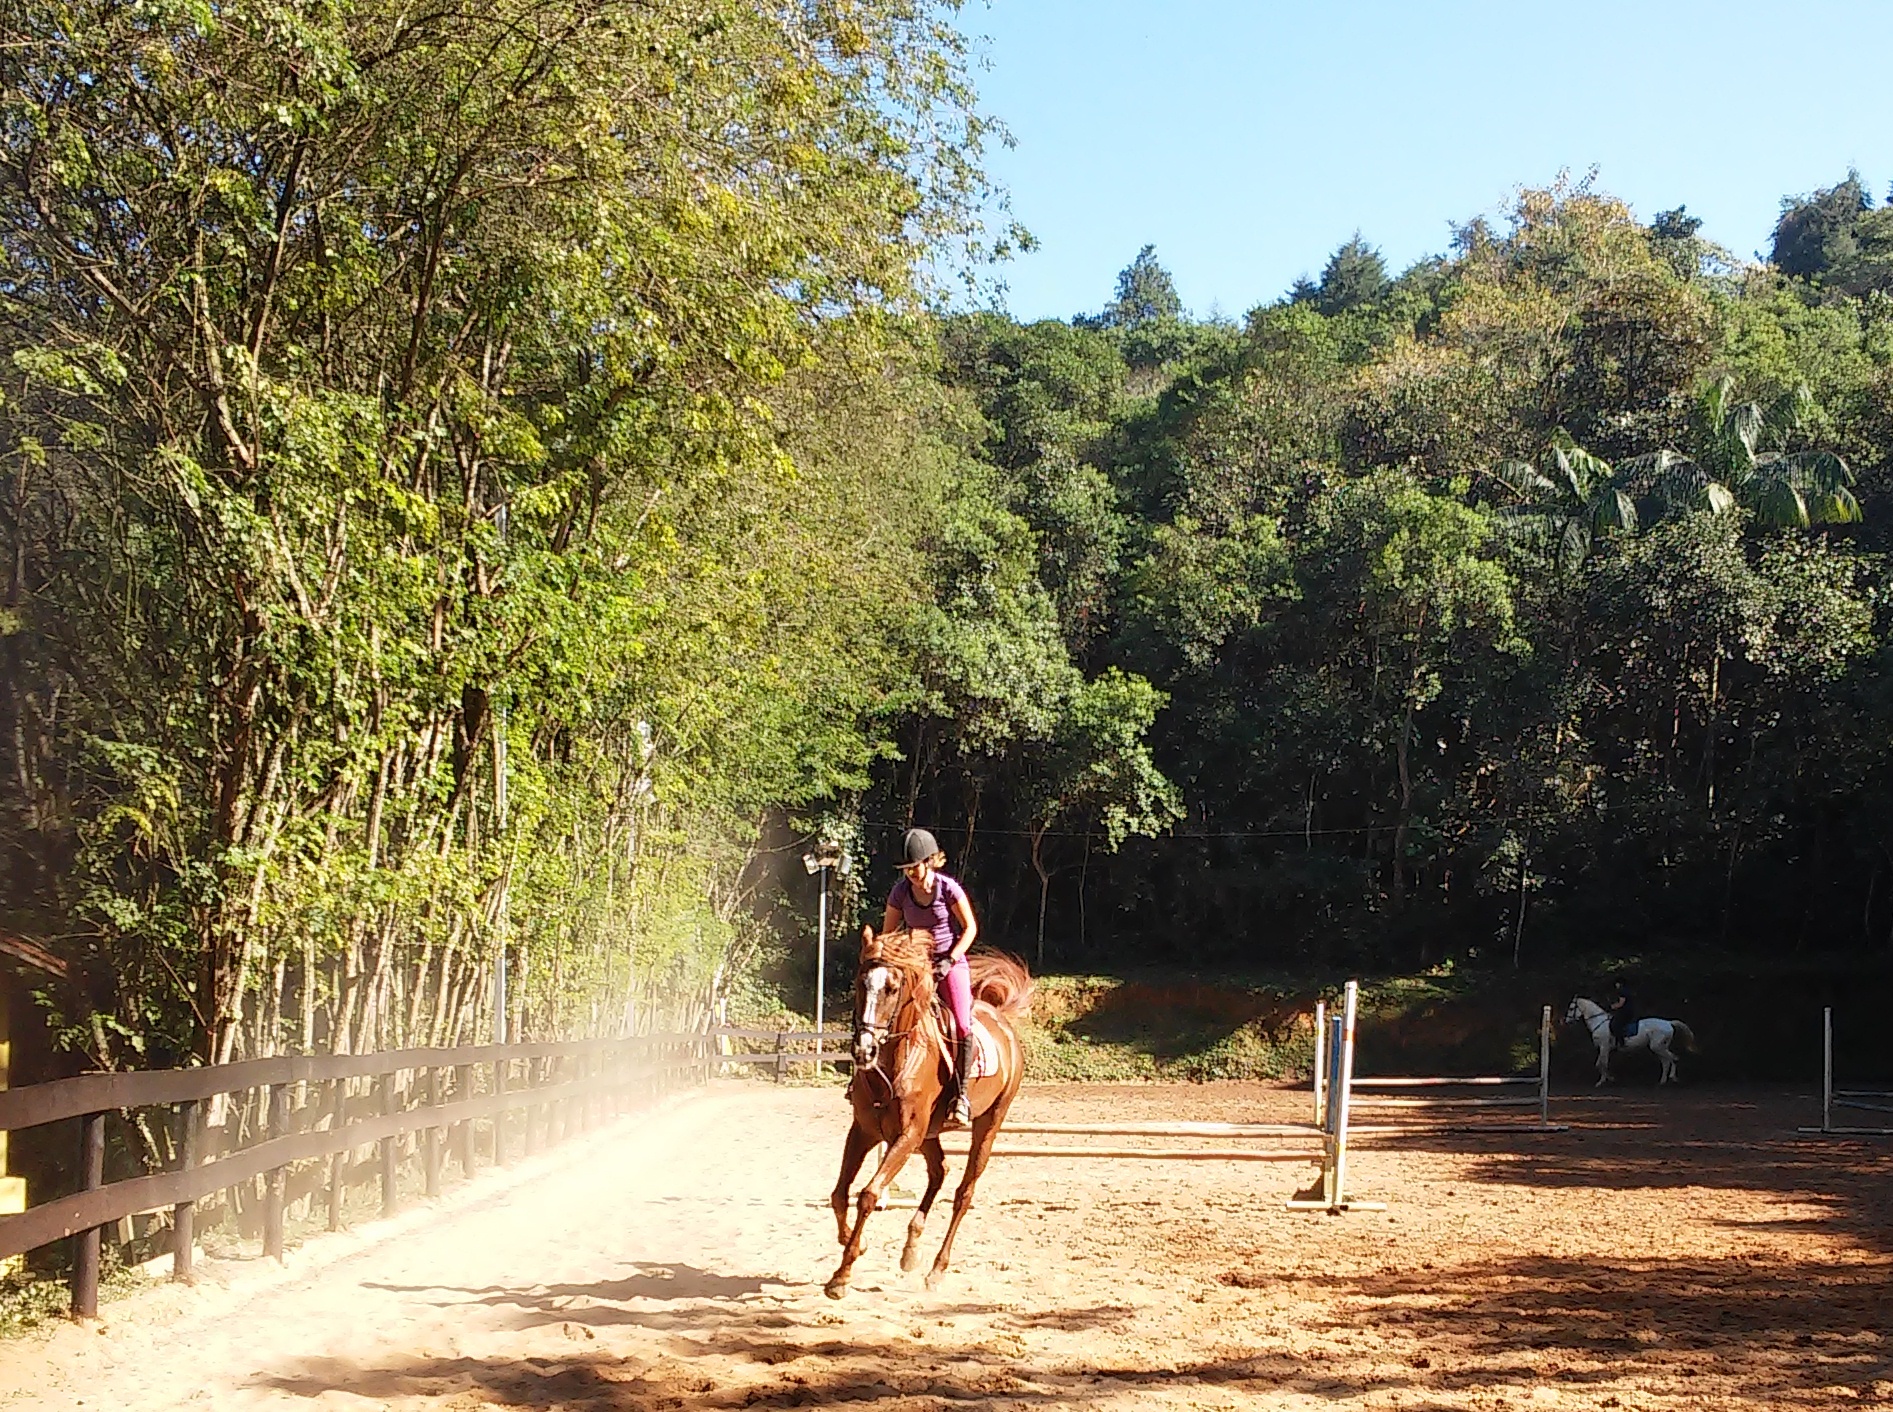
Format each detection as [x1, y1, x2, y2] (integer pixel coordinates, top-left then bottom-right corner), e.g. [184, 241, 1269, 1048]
[967, 1019, 1001, 1080]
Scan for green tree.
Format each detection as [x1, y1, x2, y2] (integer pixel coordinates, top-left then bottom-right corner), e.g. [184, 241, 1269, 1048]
[1314, 233, 1390, 315]
[1019, 671, 1181, 964]
[0, 0, 1000, 1064]
[1772, 173, 1872, 280]
[1097, 245, 1184, 328]
[1316, 474, 1521, 906]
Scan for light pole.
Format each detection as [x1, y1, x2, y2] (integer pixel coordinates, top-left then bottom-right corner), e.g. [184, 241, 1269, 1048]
[801, 842, 849, 1066]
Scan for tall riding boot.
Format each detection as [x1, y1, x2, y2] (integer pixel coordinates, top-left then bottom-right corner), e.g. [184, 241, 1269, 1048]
[949, 1034, 976, 1129]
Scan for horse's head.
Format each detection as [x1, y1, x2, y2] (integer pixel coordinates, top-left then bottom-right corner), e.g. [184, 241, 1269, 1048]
[851, 926, 932, 1069]
[1565, 997, 1599, 1025]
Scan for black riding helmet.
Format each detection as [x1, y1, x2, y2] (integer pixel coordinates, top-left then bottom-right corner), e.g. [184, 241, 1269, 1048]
[900, 828, 940, 867]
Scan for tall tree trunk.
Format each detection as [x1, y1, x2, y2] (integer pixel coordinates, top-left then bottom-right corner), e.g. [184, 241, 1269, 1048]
[1077, 827, 1091, 953]
[1391, 701, 1415, 907]
[1030, 824, 1052, 970]
[1512, 829, 1530, 969]
[1702, 637, 1721, 810]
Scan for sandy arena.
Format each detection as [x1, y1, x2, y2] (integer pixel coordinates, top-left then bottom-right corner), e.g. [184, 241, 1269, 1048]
[2, 1079, 1889, 1410]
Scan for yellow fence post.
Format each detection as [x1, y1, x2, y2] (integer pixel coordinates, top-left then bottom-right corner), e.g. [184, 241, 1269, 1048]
[0, 977, 25, 1276]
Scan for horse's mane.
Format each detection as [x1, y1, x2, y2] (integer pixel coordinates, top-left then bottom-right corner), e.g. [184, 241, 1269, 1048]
[858, 930, 1034, 1019]
[860, 928, 934, 980]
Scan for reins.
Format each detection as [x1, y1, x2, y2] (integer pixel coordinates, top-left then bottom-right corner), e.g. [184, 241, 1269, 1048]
[854, 952, 936, 1104]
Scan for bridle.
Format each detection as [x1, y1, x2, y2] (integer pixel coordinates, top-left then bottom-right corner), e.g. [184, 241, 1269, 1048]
[851, 958, 926, 1094]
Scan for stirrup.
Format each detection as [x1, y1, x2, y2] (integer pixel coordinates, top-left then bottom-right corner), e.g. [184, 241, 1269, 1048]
[944, 1091, 971, 1130]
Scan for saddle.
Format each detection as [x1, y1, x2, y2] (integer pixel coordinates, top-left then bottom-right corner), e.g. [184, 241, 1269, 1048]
[929, 998, 998, 1080]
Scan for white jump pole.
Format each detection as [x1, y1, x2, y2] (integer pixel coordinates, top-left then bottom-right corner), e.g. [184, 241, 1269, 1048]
[1824, 1006, 1834, 1135]
[1540, 1004, 1552, 1128]
[1289, 981, 1383, 1211]
[1799, 1006, 1893, 1135]
[1333, 979, 1358, 1208]
[1313, 999, 1327, 1130]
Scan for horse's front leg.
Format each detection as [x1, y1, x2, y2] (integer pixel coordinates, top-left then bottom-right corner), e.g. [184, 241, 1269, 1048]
[1595, 1040, 1611, 1087]
[827, 1126, 924, 1299]
[831, 1124, 876, 1246]
[900, 1138, 948, 1273]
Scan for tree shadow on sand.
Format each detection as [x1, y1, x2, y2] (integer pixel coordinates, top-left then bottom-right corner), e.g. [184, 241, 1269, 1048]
[260, 1264, 1388, 1407]
[1245, 1250, 1893, 1408]
[1353, 1090, 1893, 1249]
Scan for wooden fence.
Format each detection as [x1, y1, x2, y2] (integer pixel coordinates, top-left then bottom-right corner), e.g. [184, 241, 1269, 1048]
[0, 1025, 849, 1318]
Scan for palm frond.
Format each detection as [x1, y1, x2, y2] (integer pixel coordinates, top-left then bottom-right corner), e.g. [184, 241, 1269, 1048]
[1754, 478, 1810, 529]
[1779, 448, 1855, 494]
[1590, 487, 1639, 535]
[1489, 459, 1556, 502]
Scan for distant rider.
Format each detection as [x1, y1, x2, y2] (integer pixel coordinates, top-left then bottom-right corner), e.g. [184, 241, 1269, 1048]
[882, 828, 980, 1129]
[1608, 979, 1638, 1045]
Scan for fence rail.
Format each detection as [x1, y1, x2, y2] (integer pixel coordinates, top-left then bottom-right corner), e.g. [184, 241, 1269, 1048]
[1, 1024, 841, 1318]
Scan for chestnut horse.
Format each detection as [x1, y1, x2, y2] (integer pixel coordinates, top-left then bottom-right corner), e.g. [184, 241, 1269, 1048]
[826, 926, 1031, 1299]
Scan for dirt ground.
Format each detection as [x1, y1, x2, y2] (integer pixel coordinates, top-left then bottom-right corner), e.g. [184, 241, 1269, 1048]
[2, 1079, 1889, 1410]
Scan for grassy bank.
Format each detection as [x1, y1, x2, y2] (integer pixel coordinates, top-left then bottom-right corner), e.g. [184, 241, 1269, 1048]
[1010, 955, 1893, 1087]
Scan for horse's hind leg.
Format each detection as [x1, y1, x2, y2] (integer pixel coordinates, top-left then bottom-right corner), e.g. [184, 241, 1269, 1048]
[827, 1130, 922, 1300]
[927, 1094, 1012, 1292]
[901, 1138, 947, 1273]
[831, 1124, 875, 1246]
[1653, 1038, 1675, 1085]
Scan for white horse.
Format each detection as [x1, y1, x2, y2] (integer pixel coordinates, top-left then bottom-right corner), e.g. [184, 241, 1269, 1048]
[1565, 997, 1698, 1086]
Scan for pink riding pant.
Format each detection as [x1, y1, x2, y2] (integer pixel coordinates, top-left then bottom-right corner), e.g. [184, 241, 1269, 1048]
[937, 955, 973, 1035]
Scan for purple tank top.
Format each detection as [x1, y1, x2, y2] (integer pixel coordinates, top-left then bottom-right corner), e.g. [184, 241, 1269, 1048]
[889, 872, 968, 956]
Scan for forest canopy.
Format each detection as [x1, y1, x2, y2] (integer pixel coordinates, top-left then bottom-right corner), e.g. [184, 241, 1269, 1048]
[3, 0, 1892, 1070]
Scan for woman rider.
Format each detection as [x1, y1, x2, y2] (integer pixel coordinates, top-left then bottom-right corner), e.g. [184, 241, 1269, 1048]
[882, 828, 980, 1129]
[1608, 979, 1638, 1044]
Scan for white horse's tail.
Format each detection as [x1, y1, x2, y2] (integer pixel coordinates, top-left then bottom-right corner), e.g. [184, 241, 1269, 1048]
[1672, 1021, 1698, 1053]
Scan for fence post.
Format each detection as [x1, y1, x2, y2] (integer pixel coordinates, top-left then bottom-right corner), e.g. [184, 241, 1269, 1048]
[326, 1078, 346, 1231]
[1823, 1006, 1834, 1134]
[1539, 1005, 1552, 1128]
[378, 1070, 398, 1216]
[263, 1082, 289, 1262]
[453, 1064, 474, 1175]
[494, 1058, 510, 1167]
[583, 1051, 597, 1131]
[523, 1058, 540, 1157]
[423, 1066, 442, 1199]
[775, 1030, 787, 1084]
[172, 1098, 200, 1282]
[71, 1110, 106, 1318]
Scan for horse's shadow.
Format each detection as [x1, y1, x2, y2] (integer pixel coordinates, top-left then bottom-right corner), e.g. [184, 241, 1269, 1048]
[359, 1263, 783, 1332]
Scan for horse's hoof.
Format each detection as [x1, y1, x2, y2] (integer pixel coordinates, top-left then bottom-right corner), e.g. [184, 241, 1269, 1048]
[900, 1247, 921, 1273]
[924, 1269, 946, 1291]
[824, 1279, 849, 1300]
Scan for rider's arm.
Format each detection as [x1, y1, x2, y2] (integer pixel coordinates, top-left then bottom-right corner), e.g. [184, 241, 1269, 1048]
[881, 903, 902, 935]
[947, 896, 978, 961]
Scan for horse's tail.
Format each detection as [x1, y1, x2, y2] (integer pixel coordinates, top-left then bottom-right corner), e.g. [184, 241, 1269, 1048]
[968, 949, 1034, 1018]
[1672, 1021, 1699, 1053]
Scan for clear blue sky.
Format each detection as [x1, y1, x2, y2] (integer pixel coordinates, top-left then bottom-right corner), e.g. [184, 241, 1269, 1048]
[967, 0, 1893, 321]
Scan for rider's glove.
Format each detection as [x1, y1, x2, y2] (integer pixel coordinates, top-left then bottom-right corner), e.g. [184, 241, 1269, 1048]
[934, 956, 953, 979]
